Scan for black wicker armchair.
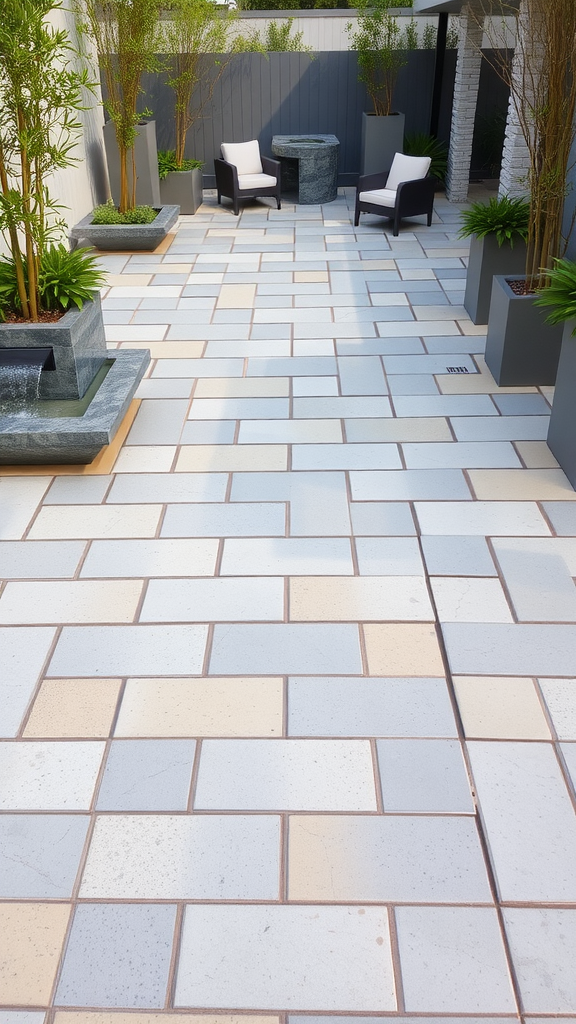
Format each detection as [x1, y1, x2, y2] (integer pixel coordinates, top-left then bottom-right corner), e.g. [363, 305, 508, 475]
[354, 153, 435, 236]
[214, 140, 282, 216]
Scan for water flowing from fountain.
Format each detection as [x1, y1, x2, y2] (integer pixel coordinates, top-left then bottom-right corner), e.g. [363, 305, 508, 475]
[0, 359, 44, 416]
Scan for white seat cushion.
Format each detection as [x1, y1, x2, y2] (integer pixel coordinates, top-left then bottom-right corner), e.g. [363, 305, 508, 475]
[221, 140, 263, 175]
[386, 152, 431, 190]
[359, 187, 397, 208]
[238, 172, 277, 191]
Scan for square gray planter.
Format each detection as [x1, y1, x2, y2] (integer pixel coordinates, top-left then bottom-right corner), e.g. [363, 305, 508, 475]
[360, 111, 405, 176]
[0, 295, 106, 400]
[464, 234, 528, 325]
[484, 275, 564, 386]
[104, 119, 161, 208]
[70, 205, 180, 252]
[159, 168, 203, 215]
[547, 319, 576, 488]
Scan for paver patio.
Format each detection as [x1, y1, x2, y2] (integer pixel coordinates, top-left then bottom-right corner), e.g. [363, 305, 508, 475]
[1, 188, 576, 1017]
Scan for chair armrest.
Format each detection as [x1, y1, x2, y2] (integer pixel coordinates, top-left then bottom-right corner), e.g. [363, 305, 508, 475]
[262, 156, 281, 177]
[396, 176, 435, 202]
[214, 157, 239, 193]
[357, 171, 389, 193]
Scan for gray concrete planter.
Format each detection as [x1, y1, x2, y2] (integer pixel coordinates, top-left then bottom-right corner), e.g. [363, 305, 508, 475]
[547, 319, 576, 488]
[159, 168, 203, 215]
[0, 295, 106, 400]
[464, 234, 528, 325]
[484, 275, 564, 386]
[360, 111, 405, 176]
[70, 205, 180, 252]
[104, 119, 161, 208]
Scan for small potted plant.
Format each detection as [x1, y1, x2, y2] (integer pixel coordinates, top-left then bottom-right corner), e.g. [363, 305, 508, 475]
[71, 0, 179, 249]
[0, 0, 106, 393]
[347, 0, 407, 175]
[459, 195, 529, 325]
[535, 258, 576, 487]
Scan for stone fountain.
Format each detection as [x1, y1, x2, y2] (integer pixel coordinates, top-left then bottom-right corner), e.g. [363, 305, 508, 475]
[0, 295, 149, 464]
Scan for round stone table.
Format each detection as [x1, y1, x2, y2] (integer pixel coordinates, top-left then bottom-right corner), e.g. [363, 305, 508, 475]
[271, 134, 339, 204]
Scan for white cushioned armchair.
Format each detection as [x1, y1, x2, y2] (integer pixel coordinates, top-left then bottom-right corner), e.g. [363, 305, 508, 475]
[354, 153, 434, 235]
[214, 140, 282, 215]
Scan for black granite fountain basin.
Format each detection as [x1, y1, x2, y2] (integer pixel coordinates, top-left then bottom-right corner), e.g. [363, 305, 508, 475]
[0, 348, 150, 464]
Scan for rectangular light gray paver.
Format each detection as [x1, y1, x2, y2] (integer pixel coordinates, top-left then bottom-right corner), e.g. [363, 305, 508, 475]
[539, 679, 576, 739]
[350, 502, 417, 535]
[491, 538, 576, 621]
[136, 378, 194, 399]
[493, 393, 551, 415]
[293, 397, 392, 418]
[0, 814, 89, 897]
[395, 907, 516, 1013]
[377, 739, 474, 812]
[0, 478, 51, 540]
[174, 904, 395, 1010]
[49, 625, 208, 677]
[387, 375, 440, 395]
[55, 903, 177, 1008]
[180, 420, 236, 444]
[210, 623, 362, 675]
[220, 538, 353, 575]
[238, 420, 343, 445]
[467, 742, 576, 902]
[44, 476, 112, 503]
[443, 623, 576, 676]
[80, 814, 280, 899]
[422, 536, 497, 576]
[194, 739, 376, 810]
[95, 739, 196, 810]
[393, 396, 497, 417]
[247, 356, 337, 377]
[287, 815, 491, 902]
[230, 472, 351, 535]
[350, 470, 471, 501]
[402, 442, 521, 469]
[337, 356, 387, 395]
[354, 537, 424, 575]
[451, 416, 549, 441]
[382, 354, 476, 374]
[0, 1013, 46, 1024]
[140, 577, 285, 622]
[151, 358, 243, 378]
[0, 741, 105, 810]
[161, 502, 286, 537]
[542, 501, 576, 535]
[291, 444, 401, 471]
[415, 501, 550, 536]
[106, 473, 227, 504]
[503, 909, 576, 1013]
[127, 399, 189, 444]
[189, 397, 290, 420]
[80, 538, 218, 578]
[0, 627, 57, 737]
[288, 677, 457, 737]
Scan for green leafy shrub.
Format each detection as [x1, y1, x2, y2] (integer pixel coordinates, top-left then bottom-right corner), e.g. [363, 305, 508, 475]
[458, 196, 530, 248]
[535, 258, 576, 336]
[92, 201, 158, 225]
[158, 150, 203, 180]
[404, 132, 448, 184]
[0, 245, 105, 318]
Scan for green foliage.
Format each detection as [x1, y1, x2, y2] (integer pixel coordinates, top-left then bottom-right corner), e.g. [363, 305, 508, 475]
[239, 17, 312, 51]
[0, 0, 95, 320]
[535, 259, 576, 335]
[421, 23, 436, 48]
[459, 196, 530, 249]
[404, 133, 448, 184]
[158, 150, 203, 180]
[346, 0, 407, 116]
[0, 245, 105, 317]
[92, 200, 157, 225]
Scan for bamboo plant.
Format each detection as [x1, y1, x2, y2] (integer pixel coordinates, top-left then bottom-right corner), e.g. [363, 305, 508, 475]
[346, 0, 407, 117]
[476, 0, 576, 290]
[74, 0, 164, 213]
[0, 0, 102, 321]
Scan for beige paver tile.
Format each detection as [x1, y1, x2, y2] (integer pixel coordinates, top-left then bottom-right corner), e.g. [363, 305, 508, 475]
[113, 446, 177, 473]
[0, 580, 143, 624]
[194, 377, 289, 398]
[24, 678, 122, 738]
[28, 505, 163, 539]
[345, 417, 452, 443]
[106, 275, 152, 288]
[55, 1017, 279, 1024]
[176, 445, 288, 472]
[0, 902, 71, 1005]
[115, 677, 283, 737]
[469, 469, 576, 501]
[118, 341, 204, 358]
[364, 623, 445, 676]
[217, 284, 257, 308]
[436, 374, 537, 395]
[453, 676, 551, 739]
[515, 440, 560, 468]
[289, 576, 433, 621]
[294, 271, 328, 282]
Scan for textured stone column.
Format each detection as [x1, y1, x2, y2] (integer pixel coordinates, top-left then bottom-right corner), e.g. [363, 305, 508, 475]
[445, 3, 484, 203]
[499, 0, 532, 198]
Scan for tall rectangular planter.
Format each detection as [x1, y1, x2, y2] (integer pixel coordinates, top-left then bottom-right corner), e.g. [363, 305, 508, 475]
[464, 234, 528, 325]
[103, 119, 161, 208]
[547, 320, 576, 489]
[484, 275, 564, 386]
[360, 112, 405, 176]
[159, 168, 203, 215]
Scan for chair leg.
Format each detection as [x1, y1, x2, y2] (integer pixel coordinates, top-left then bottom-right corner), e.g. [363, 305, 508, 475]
[217, 193, 221, 205]
[393, 209, 401, 236]
[354, 206, 360, 227]
[277, 197, 281, 210]
[427, 210, 433, 226]
[233, 199, 239, 216]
